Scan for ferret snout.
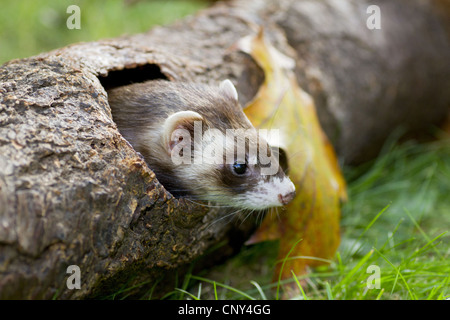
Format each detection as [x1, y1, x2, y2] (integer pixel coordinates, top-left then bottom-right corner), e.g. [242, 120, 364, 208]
[278, 190, 296, 205]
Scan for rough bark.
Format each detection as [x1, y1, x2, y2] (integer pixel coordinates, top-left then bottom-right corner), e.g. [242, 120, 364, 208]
[0, 0, 448, 299]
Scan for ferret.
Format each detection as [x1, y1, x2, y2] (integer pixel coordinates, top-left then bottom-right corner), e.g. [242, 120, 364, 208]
[107, 79, 296, 210]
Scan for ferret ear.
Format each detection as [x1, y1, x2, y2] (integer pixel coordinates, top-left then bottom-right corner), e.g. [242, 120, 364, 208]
[219, 79, 238, 101]
[162, 111, 203, 155]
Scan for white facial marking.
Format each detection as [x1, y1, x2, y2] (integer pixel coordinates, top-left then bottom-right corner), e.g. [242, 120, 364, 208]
[241, 176, 296, 210]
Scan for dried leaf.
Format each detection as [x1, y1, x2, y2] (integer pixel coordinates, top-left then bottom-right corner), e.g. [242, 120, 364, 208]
[237, 29, 347, 295]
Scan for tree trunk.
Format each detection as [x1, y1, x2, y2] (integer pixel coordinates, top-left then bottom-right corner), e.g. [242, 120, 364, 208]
[0, 0, 448, 299]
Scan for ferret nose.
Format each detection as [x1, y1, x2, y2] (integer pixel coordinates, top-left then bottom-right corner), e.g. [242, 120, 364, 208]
[278, 191, 296, 205]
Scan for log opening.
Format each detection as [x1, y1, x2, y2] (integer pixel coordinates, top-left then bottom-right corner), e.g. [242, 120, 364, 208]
[99, 63, 168, 90]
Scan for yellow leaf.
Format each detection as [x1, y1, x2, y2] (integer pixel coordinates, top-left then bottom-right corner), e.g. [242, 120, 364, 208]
[237, 29, 347, 295]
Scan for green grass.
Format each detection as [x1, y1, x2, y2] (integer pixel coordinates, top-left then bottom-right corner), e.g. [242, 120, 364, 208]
[0, 0, 208, 64]
[167, 138, 450, 300]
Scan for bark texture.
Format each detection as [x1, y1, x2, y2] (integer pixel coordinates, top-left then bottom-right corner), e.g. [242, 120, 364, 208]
[0, 0, 448, 299]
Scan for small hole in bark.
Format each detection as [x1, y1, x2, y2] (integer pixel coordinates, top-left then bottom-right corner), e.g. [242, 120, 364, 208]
[99, 64, 167, 90]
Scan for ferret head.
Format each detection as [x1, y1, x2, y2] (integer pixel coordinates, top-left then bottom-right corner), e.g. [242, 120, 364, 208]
[160, 80, 296, 210]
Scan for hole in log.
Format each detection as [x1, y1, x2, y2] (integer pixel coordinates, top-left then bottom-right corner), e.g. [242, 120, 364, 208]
[102, 64, 181, 197]
[99, 63, 167, 90]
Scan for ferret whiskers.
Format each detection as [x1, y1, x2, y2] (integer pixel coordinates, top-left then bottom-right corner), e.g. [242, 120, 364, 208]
[182, 197, 237, 209]
[205, 208, 244, 230]
[238, 208, 257, 227]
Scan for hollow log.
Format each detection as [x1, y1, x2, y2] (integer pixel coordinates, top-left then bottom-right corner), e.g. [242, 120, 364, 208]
[0, 0, 448, 299]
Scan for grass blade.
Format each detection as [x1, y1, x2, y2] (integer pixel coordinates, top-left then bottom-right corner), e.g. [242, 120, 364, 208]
[190, 275, 256, 300]
[175, 288, 200, 300]
[375, 288, 385, 300]
[250, 281, 267, 300]
[336, 249, 374, 289]
[404, 208, 443, 259]
[291, 270, 308, 300]
[324, 281, 334, 300]
[276, 238, 303, 300]
[213, 281, 218, 300]
[374, 248, 416, 300]
[346, 204, 390, 258]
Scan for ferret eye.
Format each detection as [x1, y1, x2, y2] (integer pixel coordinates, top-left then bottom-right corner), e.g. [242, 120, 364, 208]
[233, 162, 247, 175]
